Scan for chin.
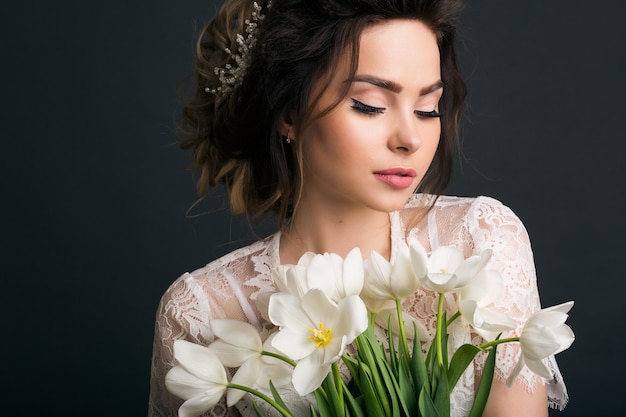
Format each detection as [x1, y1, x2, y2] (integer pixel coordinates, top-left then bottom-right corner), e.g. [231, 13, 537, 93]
[371, 193, 415, 213]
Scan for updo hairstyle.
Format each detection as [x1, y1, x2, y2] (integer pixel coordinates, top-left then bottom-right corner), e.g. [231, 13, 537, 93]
[178, 0, 467, 225]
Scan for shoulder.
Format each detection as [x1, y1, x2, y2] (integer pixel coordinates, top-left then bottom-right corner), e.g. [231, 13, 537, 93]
[158, 234, 277, 318]
[405, 193, 517, 216]
[405, 194, 525, 227]
[189, 234, 276, 278]
[401, 194, 530, 252]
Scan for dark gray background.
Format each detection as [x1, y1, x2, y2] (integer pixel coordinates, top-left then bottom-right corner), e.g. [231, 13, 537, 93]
[3, 1, 624, 416]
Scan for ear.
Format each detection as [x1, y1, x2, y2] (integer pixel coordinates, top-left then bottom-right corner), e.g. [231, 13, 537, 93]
[279, 111, 295, 141]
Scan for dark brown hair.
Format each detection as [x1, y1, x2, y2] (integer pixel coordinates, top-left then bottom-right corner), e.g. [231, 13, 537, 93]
[178, 0, 467, 226]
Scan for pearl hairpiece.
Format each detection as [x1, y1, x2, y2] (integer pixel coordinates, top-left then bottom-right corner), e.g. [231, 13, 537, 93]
[205, 1, 270, 99]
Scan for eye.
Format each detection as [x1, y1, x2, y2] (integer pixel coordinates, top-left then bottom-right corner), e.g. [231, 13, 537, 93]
[351, 98, 385, 115]
[415, 110, 442, 119]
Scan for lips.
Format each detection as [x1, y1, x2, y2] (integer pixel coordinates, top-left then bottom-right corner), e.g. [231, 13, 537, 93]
[373, 168, 417, 189]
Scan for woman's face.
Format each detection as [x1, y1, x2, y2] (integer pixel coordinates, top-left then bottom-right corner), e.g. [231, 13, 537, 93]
[299, 19, 442, 214]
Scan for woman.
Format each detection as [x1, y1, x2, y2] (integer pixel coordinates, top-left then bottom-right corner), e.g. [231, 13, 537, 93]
[149, 0, 568, 416]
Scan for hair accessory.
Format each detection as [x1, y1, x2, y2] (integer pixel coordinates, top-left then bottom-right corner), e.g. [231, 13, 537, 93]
[205, 1, 270, 98]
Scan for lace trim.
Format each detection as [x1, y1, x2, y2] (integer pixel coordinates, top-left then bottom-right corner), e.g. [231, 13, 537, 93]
[148, 194, 568, 417]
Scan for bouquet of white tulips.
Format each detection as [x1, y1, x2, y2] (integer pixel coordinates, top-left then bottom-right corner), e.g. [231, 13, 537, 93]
[165, 240, 574, 417]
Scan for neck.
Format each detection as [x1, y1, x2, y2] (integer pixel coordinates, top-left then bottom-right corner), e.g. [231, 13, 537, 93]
[279, 199, 393, 265]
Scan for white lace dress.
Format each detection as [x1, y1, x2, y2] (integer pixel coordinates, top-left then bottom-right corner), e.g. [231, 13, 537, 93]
[148, 195, 568, 417]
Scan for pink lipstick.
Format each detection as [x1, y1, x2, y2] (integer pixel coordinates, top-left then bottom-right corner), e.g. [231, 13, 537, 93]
[373, 168, 416, 189]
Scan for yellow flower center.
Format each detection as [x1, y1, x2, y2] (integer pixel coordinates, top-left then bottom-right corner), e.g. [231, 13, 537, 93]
[308, 322, 333, 348]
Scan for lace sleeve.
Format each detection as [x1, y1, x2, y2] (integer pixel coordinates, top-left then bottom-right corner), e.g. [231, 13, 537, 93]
[467, 196, 568, 409]
[148, 272, 241, 417]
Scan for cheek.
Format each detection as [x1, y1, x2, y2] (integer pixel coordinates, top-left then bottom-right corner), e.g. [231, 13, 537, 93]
[423, 123, 442, 157]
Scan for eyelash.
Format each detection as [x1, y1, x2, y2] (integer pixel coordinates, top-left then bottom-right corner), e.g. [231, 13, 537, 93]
[415, 110, 442, 119]
[351, 99, 442, 119]
[351, 98, 384, 115]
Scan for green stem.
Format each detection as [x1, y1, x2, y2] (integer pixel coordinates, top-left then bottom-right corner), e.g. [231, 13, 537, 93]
[478, 337, 520, 350]
[227, 383, 293, 417]
[395, 298, 411, 361]
[436, 293, 445, 367]
[369, 311, 377, 328]
[261, 350, 297, 367]
[446, 310, 461, 327]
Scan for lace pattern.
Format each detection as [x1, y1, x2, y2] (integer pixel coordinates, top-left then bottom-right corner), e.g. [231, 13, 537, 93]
[148, 195, 568, 416]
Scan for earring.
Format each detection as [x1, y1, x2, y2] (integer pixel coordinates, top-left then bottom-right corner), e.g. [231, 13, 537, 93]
[285, 134, 291, 144]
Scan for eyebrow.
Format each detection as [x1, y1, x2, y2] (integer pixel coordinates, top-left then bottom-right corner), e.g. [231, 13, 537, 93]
[351, 75, 444, 96]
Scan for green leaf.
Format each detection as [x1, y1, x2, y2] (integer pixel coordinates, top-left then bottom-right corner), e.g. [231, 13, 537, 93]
[321, 370, 344, 417]
[379, 355, 406, 416]
[432, 363, 450, 417]
[359, 364, 385, 417]
[387, 315, 399, 377]
[357, 332, 394, 414]
[314, 387, 332, 417]
[469, 344, 497, 417]
[342, 354, 362, 392]
[252, 402, 267, 417]
[410, 322, 428, 385]
[398, 357, 417, 415]
[448, 344, 482, 390]
[269, 380, 291, 414]
[342, 379, 366, 417]
[418, 386, 442, 417]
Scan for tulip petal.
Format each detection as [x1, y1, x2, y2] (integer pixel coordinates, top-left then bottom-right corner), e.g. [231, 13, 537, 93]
[543, 301, 574, 315]
[307, 255, 338, 299]
[179, 394, 224, 417]
[227, 358, 261, 406]
[165, 366, 214, 400]
[268, 292, 312, 329]
[271, 326, 315, 360]
[428, 246, 464, 274]
[524, 357, 553, 380]
[292, 353, 331, 395]
[173, 340, 228, 383]
[521, 325, 562, 359]
[420, 272, 457, 293]
[207, 340, 256, 367]
[530, 309, 570, 327]
[342, 247, 364, 297]
[363, 251, 393, 299]
[336, 295, 368, 342]
[301, 289, 339, 327]
[454, 250, 492, 286]
[458, 269, 503, 306]
[505, 356, 526, 387]
[408, 239, 429, 278]
[390, 242, 420, 298]
[297, 251, 317, 266]
[552, 324, 575, 354]
[210, 320, 262, 350]
[254, 291, 272, 321]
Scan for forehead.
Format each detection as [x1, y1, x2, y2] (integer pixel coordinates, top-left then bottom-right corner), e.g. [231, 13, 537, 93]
[356, 19, 441, 83]
[305, 19, 441, 119]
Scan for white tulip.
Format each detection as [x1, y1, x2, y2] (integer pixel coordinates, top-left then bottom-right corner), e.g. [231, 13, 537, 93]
[207, 320, 292, 405]
[165, 340, 228, 416]
[271, 247, 364, 303]
[506, 301, 575, 386]
[268, 288, 368, 395]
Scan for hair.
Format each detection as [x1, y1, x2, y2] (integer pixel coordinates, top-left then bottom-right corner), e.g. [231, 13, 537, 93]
[178, 0, 467, 227]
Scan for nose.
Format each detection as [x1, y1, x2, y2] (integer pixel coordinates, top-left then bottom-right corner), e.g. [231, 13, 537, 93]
[389, 111, 422, 153]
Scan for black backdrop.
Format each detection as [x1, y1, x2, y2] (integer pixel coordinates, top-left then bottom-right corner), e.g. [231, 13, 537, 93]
[3, 1, 625, 416]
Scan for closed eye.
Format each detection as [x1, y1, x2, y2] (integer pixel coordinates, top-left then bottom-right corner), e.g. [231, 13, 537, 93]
[415, 110, 442, 119]
[351, 98, 385, 115]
